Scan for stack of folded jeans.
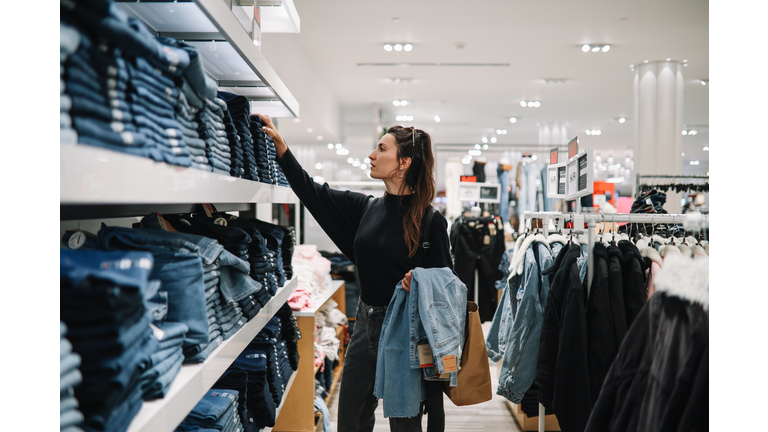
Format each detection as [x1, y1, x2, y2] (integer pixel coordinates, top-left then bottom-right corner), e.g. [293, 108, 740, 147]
[174, 90, 210, 171]
[60, 249, 160, 432]
[275, 303, 301, 370]
[96, 226, 217, 360]
[61, 21, 79, 146]
[250, 115, 275, 184]
[191, 96, 231, 176]
[226, 219, 280, 297]
[220, 92, 257, 181]
[276, 226, 295, 281]
[139, 321, 188, 400]
[157, 213, 254, 263]
[214, 349, 273, 430]
[61, 322, 85, 432]
[218, 91, 249, 178]
[61, 2, 195, 168]
[249, 318, 290, 406]
[249, 219, 289, 287]
[175, 389, 246, 432]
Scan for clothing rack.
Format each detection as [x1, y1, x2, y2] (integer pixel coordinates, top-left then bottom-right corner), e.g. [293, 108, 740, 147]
[520, 210, 709, 432]
[635, 174, 709, 196]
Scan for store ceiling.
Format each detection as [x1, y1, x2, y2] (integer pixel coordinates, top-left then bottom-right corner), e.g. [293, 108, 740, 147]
[276, 0, 709, 174]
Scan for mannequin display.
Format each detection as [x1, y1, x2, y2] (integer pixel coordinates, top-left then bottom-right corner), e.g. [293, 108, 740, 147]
[472, 157, 487, 183]
[516, 154, 539, 233]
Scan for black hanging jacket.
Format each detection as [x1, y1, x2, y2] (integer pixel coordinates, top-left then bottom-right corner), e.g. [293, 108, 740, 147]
[584, 255, 709, 432]
[618, 240, 648, 328]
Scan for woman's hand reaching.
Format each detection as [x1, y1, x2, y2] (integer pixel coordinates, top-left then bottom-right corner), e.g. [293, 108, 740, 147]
[255, 113, 288, 159]
[402, 270, 413, 292]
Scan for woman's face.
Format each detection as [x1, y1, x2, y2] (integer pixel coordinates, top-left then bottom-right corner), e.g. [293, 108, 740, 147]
[368, 133, 401, 180]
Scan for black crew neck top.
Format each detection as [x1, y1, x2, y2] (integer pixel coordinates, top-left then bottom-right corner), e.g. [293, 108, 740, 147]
[277, 148, 453, 306]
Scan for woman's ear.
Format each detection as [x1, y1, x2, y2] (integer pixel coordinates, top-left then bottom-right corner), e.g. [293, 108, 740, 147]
[400, 157, 412, 170]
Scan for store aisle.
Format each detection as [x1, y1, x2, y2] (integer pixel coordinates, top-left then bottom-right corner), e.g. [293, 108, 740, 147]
[327, 322, 523, 431]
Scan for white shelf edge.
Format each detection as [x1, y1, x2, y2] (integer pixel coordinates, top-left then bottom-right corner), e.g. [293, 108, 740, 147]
[61, 145, 298, 205]
[125, 276, 298, 432]
[275, 368, 297, 419]
[195, 0, 299, 117]
[294, 280, 345, 317]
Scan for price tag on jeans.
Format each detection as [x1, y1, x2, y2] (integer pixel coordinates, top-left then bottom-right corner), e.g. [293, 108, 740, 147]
[202, 204, 215, 218]
[149, 323, 165, 341]
[442, 355, 458, 373]
[418, 344, 434, 368]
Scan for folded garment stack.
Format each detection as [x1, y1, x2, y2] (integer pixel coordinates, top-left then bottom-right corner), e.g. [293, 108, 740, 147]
[175, 389, 246, 432]
[60, 249, 160, 432]
[61, 21, 79, 146]
[61, 322, 85, 432]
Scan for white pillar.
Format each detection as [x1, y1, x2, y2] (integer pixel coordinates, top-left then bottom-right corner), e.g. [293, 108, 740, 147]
[633, 61, 684, 213]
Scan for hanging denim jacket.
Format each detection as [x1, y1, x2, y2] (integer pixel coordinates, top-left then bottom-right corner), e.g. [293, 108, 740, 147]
[497, 239, 553, 403]
[374, 267, 467, 418]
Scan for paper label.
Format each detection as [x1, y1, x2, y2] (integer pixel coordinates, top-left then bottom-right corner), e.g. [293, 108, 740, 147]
[442, 355, 457, 373]
[488, 224, 496, 236]
[67, 231, 85, 249]
[483, 235, 491, 245]
[418, 344, 434, 368]
[156, 214, 176, 232]
[202, 204, 214, 218]
[646, 198, 653, 205]
[214, 217, 228, 226]
[149, 323, 165, 341]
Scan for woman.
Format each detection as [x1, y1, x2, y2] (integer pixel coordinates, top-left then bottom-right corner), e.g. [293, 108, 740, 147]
[258, 114, 453, 432]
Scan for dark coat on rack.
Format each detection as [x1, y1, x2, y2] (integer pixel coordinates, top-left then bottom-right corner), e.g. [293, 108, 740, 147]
[585, 255, 709, 432]
[537, 242, 592, 432]
[586, 243, 623, 407]
[618, 241, 648, 328]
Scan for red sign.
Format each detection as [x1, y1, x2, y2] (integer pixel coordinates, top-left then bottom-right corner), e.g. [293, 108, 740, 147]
[254, 5, 261, 28]
[568, 137, 579, 159]
[550, 148, 558, 164]
[460, 175, 477, 182]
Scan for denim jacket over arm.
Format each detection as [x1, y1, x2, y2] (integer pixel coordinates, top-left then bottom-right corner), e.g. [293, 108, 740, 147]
[497, 239, 553, 403]
[374, 267, 467, 418]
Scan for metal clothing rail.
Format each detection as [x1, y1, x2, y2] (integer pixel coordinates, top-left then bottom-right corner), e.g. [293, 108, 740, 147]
[521, 211, 709, 432]
[635, 173, 709, 195]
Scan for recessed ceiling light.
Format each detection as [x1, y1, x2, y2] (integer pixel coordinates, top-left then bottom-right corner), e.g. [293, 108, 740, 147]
[327, 143, 334, 149]
[404, 43, 413, 52]
[532, 155, 538, 161]
[527, 101, 535, 107]
[394, 44, 403, 51]
[364, 157, 371, 163]
[315, 163, 323, 169]
[582, 44, 590, 52]
[509, 117, 517, 123]
[293, 118, 301, 123]
[703, 146, 709, 151]
[644, 60, 649, 63]
[360, 164, 367, 170]
[483, 144, 489, 150]
[689, 160, 700, 165]
[307, 128, 313, 133]
[591, 46, 600, 52]
[700, 80, 708, 86]
[392, 100, 400, 106]
[335, 143, 342, 149]
[619, 117, 626, 123]
[434, 115, 441, 123]
[316, 135, 323, 141]
[352, 160, 360, 167]
[481, 137, 488, 143]
[475, 144, 481, 149]
[666, 58, 671, 61]
[400, 100, 409, 106]
[533, 101, 541, 107]
[683, 59, 688, 63]
[490, 137, 497, 143]
[347, 157, 354, 163]
[602, 45, 611, 52]
[682, 152, 685, 156]
[520, 101, 527, 107]
[384, 44, 393, 52]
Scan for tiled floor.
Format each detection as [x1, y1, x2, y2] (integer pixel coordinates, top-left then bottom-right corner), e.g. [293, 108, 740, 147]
[326, 323, 524, 432]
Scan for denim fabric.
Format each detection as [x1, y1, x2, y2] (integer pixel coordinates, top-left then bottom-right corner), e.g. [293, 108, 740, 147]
[497, 165, 510, 223]
[517, 162, 540, 222]
[142, 352, 183, 400]
[497, 242, 553, 403]
[156, 37, 217, 100]
[185, 336, 224, 364]
[61, 21, 81, 54]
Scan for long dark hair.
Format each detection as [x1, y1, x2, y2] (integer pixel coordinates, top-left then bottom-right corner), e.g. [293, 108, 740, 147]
[386, 125, 436, 258]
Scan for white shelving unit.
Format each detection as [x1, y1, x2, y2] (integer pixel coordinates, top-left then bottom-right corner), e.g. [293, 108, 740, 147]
[61, 145, 300, 206]
[125, 278, 298, 432]
[295, 280, 346, 317]
[61, 2, 308, 431]
[116, 0, 299, 118]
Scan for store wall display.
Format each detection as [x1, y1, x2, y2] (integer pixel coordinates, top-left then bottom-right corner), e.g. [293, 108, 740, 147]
[174, 389, 247, 432]
[60, 0, 290, 185]
[450, 216, 506, 322]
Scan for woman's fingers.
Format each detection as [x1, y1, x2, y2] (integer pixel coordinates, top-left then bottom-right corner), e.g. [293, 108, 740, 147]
[402, 270, 413, 292]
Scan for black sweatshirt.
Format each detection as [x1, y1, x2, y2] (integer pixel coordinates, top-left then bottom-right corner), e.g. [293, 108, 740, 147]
[277, 149, 453, 306]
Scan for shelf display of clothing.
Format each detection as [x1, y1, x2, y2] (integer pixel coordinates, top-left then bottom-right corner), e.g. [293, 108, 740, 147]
[517, 162, 540, 232]
[450, 216, 506, 322]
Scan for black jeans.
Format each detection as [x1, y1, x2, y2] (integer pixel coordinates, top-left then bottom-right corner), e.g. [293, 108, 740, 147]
[337, 298, 444, 432]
